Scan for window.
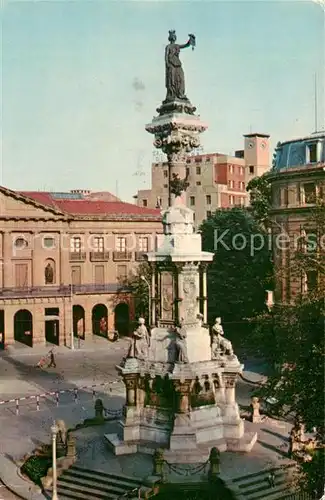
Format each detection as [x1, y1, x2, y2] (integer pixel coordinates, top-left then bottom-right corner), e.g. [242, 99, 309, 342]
[241, 167, 245, 175]
[308, 143, 317, 163]
[93, 236, 104, 252]
[116, 236, 126, 252]
[117, 264, 127, 281]
[164, 170, 168, 178]
[206, 195, 211, 205]
[15, 263, 28, 287]
[206, 157, 211, 162]
[71, 266, 81, 285]
[139, 236, 149, 252]
[249, 165, 254, 174]
[190, 196, 195, 206]
[240, 197, 245, 206]
[163, 184, 168, 188]
[94, 265, 104, 285]
[196, 181, 201, 186]
[229, 195, 234, 205]
[43, 237, 55, 249]
[228, 180, 234, 189]
[186, 167, 190, 176]
[142, 199, 148, 207]
[196, 166, 201, 175]
[14, 237, 28, 249]
[300, 230, 318, 254]
[206, 211, 212, 218]
[193, 212, 195, 221]
[241, 182, 245, 190]
[229, 165, 233, 174]
[302, 183, 316, 204]
[70, 237, 81, 252]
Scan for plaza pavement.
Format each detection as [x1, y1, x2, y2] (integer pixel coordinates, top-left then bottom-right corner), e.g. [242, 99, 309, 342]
[0, 337, 274, 499]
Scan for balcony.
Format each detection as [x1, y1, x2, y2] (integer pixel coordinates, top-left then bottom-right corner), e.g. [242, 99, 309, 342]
[90, 251, 110, 262]
[135, 251, 148, 261]
[69, 252, 86, 262]
[113, 251, 132, 261]
[0, 283, 130, 299]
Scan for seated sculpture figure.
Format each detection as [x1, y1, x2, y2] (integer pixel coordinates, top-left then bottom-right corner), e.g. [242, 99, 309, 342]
[128, 317, 150, 360]
[211, 317, 234, 358]
[175, 319, 188, 363]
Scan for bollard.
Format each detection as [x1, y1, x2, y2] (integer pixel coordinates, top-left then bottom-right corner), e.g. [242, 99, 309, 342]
[36, 395, 40, 411]
[74, 388, 78, 404]
[56, 392, 59, 407]
[15, 399, 19, 416]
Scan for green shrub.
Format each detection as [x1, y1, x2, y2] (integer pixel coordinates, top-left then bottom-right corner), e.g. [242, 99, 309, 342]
[21, 455, 52, 486]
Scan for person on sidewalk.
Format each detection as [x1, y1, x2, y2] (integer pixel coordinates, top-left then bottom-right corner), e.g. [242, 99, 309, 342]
[48, 349, 56, 368]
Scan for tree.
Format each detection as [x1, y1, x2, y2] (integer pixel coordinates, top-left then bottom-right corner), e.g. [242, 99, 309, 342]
[246, 172, 272, 227]
[248, 197, 325, 497]
[200, 207, 273, 340]
[119, 261, 151, 326]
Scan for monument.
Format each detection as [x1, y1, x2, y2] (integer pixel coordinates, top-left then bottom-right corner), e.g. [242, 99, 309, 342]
[105, 31, 257, 463]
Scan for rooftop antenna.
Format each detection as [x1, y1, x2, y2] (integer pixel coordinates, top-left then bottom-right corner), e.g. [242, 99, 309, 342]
[314, 72, 318, 133]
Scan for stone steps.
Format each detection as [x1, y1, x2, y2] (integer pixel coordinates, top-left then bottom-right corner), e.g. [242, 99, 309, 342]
[56, 465, 142, 499]
[232, 464, 297, 500]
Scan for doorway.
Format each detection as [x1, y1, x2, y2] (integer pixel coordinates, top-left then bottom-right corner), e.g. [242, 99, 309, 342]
[114, 302, 130, 336]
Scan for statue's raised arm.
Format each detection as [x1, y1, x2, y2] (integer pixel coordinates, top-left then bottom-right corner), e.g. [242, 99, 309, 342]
[165, 31, 196, 102]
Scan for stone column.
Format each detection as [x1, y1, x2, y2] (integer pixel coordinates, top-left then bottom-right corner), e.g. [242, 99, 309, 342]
[151, 266, 156, 326]
[137, 377, 146, 408]
[3, 232, 13, 288]
[124, 375, 137, 407]
[51, 422, 59, 500]
[224, 375, 236, 404]
[174, 380, 191, 413]
[201, 264, 208, 323]
[168, 156, 187, 206]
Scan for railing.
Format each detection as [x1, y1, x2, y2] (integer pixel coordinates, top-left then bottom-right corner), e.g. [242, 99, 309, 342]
[69, 251, 87, 262]
[113, 251, 132, 261]
[135, 251, 147, 261]
[90, 251, 110, 262]
[0, 283, 130, 298]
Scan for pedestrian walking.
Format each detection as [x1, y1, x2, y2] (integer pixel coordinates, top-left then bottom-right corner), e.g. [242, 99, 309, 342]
[48, 349, 56, 368]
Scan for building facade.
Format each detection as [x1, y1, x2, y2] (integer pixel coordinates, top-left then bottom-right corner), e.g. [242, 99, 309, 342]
[269, 131, 325, 303]
[134, 133, 270, 227]
[0, 187, 161, 348]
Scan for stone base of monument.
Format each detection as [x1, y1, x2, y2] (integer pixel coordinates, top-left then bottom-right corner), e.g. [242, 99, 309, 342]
[104, 432, 257, 463]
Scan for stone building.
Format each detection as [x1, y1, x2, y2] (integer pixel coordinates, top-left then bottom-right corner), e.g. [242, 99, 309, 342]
[134, 132, 270, 227]
[269, 131, 325, 303]
[0, 186, 161, 348]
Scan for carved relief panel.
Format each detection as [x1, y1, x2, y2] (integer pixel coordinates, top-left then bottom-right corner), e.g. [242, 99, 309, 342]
[160, 271, 174, 321]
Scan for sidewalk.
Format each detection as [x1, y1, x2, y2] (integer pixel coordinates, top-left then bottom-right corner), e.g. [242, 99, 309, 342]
[1, 336, 130, 358]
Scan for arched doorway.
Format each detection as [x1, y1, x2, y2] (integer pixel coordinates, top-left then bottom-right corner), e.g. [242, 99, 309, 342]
[92, 304, 108, 337]
[73, 305, 85, 340]
[14, 309, 33, 347]
[114, 302, 130, 336]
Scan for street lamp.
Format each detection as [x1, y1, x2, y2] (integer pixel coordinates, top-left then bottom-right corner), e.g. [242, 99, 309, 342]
[51, 421, 59, 500]
[70, 283, 74, 350]
[265, 290, 276, 369]
[140, 275, 151, 326]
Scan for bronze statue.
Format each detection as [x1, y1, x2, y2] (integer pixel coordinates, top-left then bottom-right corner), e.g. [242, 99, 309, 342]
[165, 31, 195, 102]
[170, 172, 190, 197]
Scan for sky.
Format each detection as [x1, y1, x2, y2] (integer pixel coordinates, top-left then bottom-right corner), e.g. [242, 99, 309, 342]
[2, 0, 325, 202]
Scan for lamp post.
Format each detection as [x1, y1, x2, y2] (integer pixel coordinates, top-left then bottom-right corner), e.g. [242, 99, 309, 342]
[70, 282, 74, 350]
[51, 421, 59, 500]
[140, 275, 151, 326]
[265, 290, 275, 369]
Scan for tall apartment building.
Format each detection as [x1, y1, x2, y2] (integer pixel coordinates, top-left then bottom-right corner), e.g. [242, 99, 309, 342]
[0, 186, 161, 348]
[134, 133, 270, 227]
[269, 130, 325, 303]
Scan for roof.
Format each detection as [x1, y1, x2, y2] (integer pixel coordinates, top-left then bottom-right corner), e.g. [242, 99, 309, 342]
[19, 191, 160, 217]
[277, 130, 325, 147]
[243, 133, 270, 138]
